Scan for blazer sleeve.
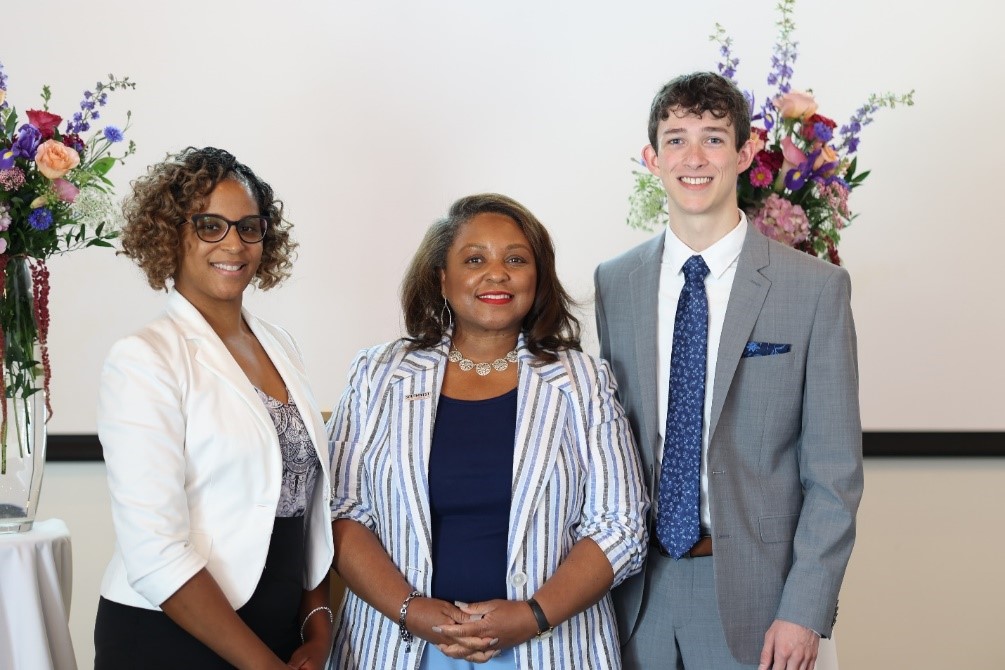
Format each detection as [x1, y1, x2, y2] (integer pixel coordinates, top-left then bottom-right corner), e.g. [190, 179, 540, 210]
[568, 353, 650, 587]
[97, 334, 207, 607]
[328, 347, 378, 530]
[776, 267, 864, 635]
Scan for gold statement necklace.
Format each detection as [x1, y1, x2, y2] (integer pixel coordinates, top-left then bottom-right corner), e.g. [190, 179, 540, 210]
[448, 348, 519, 376]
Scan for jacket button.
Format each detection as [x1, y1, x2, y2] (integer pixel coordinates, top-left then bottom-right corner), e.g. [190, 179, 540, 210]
[510, 572, 528, 587]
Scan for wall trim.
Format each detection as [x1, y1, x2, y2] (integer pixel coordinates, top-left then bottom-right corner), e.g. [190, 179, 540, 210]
[46, 431, 1005, 462]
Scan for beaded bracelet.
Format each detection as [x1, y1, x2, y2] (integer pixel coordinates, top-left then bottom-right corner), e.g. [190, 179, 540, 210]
[300, 605, 334, 643]
[398, 590, 423, 653]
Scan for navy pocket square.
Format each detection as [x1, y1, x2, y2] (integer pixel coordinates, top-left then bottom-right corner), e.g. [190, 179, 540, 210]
[742, 341, 791, 358]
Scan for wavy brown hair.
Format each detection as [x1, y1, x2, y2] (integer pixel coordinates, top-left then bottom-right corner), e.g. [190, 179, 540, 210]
[119, 146, 296, 290]
[648, 71, 751, 151]
[401, 193, 581, 362]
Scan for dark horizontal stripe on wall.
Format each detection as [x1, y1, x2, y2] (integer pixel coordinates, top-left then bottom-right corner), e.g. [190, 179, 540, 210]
[46, 431, 1005, 462]
[862, 431, 1004, 458]
[47, 434, 103, 461]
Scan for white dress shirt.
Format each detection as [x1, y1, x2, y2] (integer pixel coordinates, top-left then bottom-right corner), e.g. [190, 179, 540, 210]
[657, 213, 747, 531]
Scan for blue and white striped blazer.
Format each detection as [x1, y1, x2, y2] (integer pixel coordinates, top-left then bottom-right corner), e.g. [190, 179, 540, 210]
[327, 334, 649, 670]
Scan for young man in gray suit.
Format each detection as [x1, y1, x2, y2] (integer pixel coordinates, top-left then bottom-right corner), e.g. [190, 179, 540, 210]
[595, 72, 863, 669]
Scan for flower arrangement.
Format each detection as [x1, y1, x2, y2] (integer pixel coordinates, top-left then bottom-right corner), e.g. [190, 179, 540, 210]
[0, 60, 135, 472]
[627, 0, 914, 264]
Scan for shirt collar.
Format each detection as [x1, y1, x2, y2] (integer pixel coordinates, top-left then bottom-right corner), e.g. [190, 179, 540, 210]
[661, 210, 748, 280]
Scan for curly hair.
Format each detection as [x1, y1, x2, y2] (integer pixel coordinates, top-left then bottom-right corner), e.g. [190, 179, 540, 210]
[648, 71, 751, 152]
[119, 146, 296, 290]
[401, 193, 581, 362]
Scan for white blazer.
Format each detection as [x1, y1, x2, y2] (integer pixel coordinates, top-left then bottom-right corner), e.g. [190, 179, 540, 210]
[97, 290, 334, 610]
[328, 335, 649, 670]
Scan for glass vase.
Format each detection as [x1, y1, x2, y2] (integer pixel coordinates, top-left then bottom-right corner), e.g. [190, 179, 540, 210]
[0, 388, 47, 533]
[0, 257, 48, 533]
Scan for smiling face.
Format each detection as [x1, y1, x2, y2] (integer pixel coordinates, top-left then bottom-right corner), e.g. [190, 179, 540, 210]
[439, 212, 537, 342]
[174, 178, 263, 313]
[643, 108, 755, 242]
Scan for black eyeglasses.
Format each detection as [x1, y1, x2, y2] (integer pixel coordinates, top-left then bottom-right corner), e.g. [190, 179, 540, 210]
[180, 214, 269, 244]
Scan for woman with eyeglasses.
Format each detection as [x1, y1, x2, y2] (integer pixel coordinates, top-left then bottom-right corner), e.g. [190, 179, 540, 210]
[94, 147, 334, 669]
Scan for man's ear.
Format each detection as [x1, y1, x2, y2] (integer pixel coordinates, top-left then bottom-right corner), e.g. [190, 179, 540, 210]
[641, 144, 660, 176]
[736, 136, 756, 173]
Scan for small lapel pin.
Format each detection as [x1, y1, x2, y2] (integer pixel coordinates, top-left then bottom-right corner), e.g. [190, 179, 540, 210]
[405, 392, 432, 401]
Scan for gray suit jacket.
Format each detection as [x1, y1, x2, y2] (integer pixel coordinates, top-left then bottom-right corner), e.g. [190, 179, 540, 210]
[595, 225, 863, 665]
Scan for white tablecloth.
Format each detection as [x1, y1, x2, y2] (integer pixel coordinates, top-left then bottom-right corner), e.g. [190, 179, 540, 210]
[0, 519, 77, 670]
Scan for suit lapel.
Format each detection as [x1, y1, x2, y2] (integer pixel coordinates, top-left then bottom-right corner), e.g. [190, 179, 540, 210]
[507, 344, 569, 573]
[628, 233, 664, 466]
[388, 341, 447, 571]
[245, 314, 328, 467]
[708, 225, 771, 443]
[167, 291, 276, 437]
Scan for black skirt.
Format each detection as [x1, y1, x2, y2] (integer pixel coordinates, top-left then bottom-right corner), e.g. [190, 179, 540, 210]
[94, 516, 306, 669]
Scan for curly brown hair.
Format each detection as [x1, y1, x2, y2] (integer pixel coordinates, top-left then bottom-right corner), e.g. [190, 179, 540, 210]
[648, 71, 751, 152]
[401, 193, 581, 362]
[119, 146, 296, 290]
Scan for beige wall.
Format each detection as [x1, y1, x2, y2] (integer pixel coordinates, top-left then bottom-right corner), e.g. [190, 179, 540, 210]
[36, 458, 1005, 669]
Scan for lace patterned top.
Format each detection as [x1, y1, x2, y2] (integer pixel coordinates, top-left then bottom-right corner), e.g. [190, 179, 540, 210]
[255, 387, 319, 518]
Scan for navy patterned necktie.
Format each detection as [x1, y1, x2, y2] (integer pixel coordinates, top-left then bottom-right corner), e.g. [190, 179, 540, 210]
[657, 254, 710, 559]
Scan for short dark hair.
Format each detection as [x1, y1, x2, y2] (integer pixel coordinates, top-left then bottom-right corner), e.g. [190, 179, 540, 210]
[647, 71, 751, 152]
[120, 146, 295, 290]
[401, 193, 581, 362]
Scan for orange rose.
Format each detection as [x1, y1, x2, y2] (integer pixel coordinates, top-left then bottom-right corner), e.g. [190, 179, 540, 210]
[748, 129, 765, 155]
[773, 90, 818, 120]
[0, 90, 6, 107]
[34, 139, 80, 179]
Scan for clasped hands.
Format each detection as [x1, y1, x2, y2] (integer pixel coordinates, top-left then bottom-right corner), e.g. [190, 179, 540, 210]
[407, 596, 541, 662]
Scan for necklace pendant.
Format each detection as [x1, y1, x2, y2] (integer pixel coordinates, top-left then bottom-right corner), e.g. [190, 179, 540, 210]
[448, 347, 519, 375]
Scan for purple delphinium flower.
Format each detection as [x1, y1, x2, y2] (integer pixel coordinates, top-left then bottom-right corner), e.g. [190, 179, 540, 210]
[13, 124, 43, 159]
[717, 40, 740, 81]
[66, 76, 134, 134]
[28, 207, 54, 231]
[760, 0, 800, 130]
[837, 103, 874, 155]
[103, 125, 124, 143]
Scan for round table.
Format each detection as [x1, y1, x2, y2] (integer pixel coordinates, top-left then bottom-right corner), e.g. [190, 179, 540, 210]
[0, 518, 77, 669]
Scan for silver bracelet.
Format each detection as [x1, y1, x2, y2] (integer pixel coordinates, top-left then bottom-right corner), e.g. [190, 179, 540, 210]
[398, 590, 423, 653]
[300, 605, 333, 643]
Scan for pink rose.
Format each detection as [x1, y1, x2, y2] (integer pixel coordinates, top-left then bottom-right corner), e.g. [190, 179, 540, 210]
[34, 139, 80, 179]
[748, 129, 766, 156]
[53, 178, 80, 203]
[773, 90, 818, 120]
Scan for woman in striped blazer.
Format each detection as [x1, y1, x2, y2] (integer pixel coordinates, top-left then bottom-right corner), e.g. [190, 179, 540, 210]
[327, 194, 649, 670]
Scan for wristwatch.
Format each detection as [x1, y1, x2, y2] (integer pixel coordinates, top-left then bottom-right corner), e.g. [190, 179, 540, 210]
[526, 597, 554, 639]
